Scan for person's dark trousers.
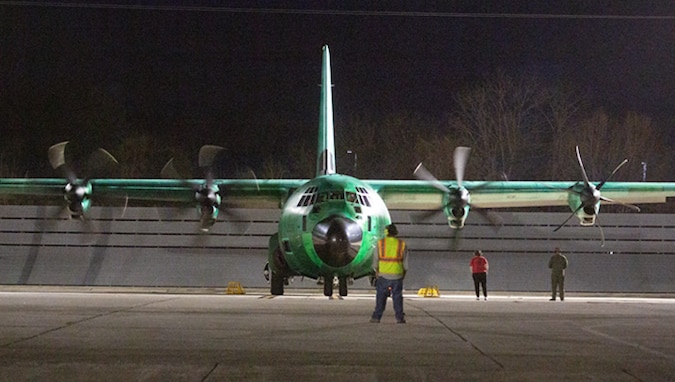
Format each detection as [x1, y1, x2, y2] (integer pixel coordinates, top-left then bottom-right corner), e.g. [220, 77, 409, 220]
[371, 277, 404, 321]
[551, 274, 565, 300]
[472, 272, 487, 298]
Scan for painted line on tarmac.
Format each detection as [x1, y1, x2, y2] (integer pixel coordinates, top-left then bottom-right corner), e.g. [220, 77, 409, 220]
[582, 324, 675, 362]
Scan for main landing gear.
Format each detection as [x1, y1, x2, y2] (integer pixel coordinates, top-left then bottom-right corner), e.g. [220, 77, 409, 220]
[265, 262, 290, 296]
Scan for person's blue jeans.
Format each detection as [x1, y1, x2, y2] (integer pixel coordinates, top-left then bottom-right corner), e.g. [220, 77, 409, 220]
[371, 277, 404, 321]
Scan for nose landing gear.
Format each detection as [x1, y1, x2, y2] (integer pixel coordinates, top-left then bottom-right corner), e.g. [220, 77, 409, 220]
[322, 275, 351, 297]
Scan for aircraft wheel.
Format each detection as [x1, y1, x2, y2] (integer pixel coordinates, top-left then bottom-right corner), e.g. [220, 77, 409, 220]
[323, 280, 333, 296]
[270, 271, 284, 295]
[338, 277, 348, 296]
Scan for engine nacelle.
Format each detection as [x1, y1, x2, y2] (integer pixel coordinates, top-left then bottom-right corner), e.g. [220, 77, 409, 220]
[567, 191, 600, 227]
[577, 204, 599, 226]
[442, 186, 471, 229]
[198, 205, 218, 231]
[445, 204, 470, 229]
[63, 182, 92, 218]
[195, 185, 221, 231]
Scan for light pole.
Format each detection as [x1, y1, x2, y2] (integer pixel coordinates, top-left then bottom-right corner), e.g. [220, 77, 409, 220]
[346, 150, 357, 176]
[641, 162, 647, 182]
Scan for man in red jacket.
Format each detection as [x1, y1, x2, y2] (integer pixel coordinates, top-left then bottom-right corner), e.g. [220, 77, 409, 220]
[469, 250, 489, 300]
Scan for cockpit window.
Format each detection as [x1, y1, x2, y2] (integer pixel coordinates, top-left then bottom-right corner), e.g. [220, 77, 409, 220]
[317, 190, 344, 202]
[355, 186, 371, 207]
[296, 186, 319, 207]
[346, 192, 357, 203]
[308, 187, 371, 207]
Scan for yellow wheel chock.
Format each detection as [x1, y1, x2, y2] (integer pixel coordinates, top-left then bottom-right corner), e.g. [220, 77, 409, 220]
[417, 285, 440, 297]
[225, 282, 246, 295]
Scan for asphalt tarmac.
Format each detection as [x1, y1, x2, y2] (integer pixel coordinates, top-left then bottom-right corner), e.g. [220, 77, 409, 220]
[0, 288, 673, 381]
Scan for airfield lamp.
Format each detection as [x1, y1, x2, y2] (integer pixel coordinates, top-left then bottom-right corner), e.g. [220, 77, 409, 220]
[346, 150, 357, 176]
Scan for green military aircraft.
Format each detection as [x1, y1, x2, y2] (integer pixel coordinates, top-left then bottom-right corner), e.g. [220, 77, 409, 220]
[1, 45, 674, 296]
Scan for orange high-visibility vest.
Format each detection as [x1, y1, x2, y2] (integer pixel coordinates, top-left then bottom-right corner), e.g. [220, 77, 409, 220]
[377, 237, 405, 275]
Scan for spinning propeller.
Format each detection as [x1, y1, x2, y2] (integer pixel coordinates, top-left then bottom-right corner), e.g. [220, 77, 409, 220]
[161, 145, 244, 232]
[414, 147, 503, 237]
[48, 141, 122, 221]
[553, 146, 640, 246]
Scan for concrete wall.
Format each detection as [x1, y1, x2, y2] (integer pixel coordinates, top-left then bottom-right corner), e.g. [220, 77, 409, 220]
[0, 206, 672, 293]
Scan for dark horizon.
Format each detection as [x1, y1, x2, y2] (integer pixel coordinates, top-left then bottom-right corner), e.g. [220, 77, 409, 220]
[1, 2, 673, 176]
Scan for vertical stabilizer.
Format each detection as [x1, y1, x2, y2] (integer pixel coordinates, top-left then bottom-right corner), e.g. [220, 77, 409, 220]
[317, 45, 336, 176]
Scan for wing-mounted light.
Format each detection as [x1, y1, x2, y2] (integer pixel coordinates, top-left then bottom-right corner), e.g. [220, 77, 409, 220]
[48, 141, 119, 220]
[414, 147, 502, 231]
[554, 146, 640, 246]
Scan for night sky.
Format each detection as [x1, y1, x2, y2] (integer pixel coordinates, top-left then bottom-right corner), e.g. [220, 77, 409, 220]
[2, 1, 674, 172]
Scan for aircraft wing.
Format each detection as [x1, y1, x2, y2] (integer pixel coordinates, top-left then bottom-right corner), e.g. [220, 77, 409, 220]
[0, 178, 67, 198]
[365, 180, 675, 210]
[1, 178, 672, 210]
[0, 178, 308, 208]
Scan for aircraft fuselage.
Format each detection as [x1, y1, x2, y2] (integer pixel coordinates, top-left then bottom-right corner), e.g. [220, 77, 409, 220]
[275, 174, 391, 285]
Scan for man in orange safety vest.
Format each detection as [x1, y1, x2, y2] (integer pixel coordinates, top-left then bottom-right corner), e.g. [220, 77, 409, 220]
[370, 224, 409, 324]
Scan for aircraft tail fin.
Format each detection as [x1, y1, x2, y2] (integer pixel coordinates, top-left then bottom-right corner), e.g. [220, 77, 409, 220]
[316, 45, 336, 177]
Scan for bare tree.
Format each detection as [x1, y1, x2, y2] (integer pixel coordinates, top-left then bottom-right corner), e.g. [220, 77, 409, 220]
[337, 112, 436, 179]
[113, 134, 176, 178]
[571, 110, 670, 182]
[452, 71, 548, 180]
[412, 132, 459, 180]
[539, 84, 587, 180]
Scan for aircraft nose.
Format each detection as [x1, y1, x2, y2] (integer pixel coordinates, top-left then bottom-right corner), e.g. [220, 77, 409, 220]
[312, 215, 362, 268]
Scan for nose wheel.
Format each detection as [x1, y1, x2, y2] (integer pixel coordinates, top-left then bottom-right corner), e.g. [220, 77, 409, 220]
[323, 276, 350, 297]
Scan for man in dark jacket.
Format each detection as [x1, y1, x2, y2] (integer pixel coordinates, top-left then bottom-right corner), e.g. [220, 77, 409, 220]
[548, 247, 568, 301]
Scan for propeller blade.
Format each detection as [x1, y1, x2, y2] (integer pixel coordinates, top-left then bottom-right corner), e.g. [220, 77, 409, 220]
[161, 158, 182, 179]
[161, 157, 201, 193]
[453, 146, 471, 188]
[48, 141, 69, 170]
[119, 195, 128, 219]
[48, 141, 78, 183]
[219, 201, 247, 220]
[198, 145, 224, 168]
[199, 145, 225, 190]
[594, 213, 606, 247]
[412, 207, 445, 222]
[249, 168, 260, 191]
[575, 146, 591, 186]
[218, 204, 251, 234]
[86, 148, 119, 179]
[205, 167, 215, 190]
[414, 163, 450, 193]
[553, 204, 584, 232]
[597, 159, 628, 190]
[473, 207, 503, 231]
[599, 196, 641, 211]
[542, 181, 582, 195]
[191, 229, 212, 247]
[450, 226, 462, 249]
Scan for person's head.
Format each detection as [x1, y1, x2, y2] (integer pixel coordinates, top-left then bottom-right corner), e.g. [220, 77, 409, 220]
[474, 250, 482, 257]
[554, 247, 561, 255]
[385, 224, 398, 237]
